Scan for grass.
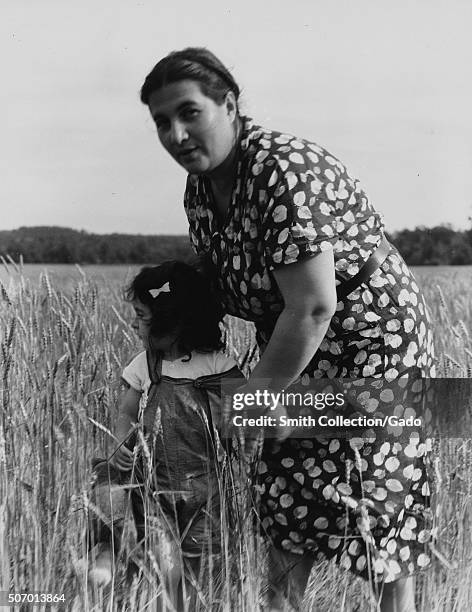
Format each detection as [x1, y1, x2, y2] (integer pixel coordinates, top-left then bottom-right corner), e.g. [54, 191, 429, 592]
[1, 262, 471, 610]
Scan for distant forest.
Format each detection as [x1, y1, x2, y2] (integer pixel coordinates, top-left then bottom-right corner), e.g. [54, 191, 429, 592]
[1, 225, 472, 266]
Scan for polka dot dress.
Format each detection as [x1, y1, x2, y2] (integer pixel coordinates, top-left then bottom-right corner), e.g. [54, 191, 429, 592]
[184, 117, 435, 583]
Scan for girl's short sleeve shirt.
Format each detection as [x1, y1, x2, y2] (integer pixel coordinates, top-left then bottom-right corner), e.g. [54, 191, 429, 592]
[184, 117, 385, 324]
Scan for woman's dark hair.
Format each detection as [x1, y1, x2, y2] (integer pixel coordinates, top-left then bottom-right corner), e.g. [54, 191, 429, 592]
[126, 260, 224, 355]
[140, 47, 240, 108]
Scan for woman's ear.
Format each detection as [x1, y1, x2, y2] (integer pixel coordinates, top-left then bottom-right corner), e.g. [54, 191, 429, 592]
[224, 90, 238, 122]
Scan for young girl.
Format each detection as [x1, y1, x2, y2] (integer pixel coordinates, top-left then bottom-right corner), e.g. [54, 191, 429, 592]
[87, 260, 243, 608]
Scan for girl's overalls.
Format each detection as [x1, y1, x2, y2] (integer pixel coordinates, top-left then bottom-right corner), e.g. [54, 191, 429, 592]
[90, 351, 243, 557]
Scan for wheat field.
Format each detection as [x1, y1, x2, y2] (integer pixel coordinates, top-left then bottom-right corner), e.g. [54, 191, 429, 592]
[1, 263, 471, 611]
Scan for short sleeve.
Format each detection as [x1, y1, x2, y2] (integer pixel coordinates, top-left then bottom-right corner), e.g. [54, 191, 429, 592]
[213, 351, 239, 374]
[261, 157, 338, 270]
[122, 351, 147, 392]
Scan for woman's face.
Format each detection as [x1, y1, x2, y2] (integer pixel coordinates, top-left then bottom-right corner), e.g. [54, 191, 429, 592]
[147, 79, 238, 175]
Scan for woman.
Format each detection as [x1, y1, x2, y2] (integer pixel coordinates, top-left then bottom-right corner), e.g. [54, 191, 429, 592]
[140, 47, 435, 611]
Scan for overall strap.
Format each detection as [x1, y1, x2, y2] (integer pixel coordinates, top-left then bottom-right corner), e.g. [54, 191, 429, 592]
[193, 365, 244, 390]
[146, 351, 163, 386]
[194, 366, 245, 451]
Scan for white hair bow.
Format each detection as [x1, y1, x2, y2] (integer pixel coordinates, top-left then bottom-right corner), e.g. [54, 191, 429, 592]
[148, 282, 170, 299]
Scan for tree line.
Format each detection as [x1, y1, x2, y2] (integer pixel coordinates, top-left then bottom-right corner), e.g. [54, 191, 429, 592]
[0, 225, 471, 265]
[0, 227, 195, 265]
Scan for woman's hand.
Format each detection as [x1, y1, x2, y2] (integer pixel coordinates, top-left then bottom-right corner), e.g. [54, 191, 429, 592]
[233, 383, 292, 466]
[271, 400, 293, 442]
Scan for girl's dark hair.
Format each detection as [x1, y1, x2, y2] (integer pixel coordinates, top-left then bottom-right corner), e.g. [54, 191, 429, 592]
[126, 260, 224, 355]
[140, 47, 240, 108]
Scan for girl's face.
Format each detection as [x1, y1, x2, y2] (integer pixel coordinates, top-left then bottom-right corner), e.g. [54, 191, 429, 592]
[132, 299, 152, 345]
[147, 79, 238, 175]
[131, 299, 179, 354]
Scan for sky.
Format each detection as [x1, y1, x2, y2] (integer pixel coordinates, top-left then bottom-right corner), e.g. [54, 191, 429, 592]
[2, 0, 472, 235]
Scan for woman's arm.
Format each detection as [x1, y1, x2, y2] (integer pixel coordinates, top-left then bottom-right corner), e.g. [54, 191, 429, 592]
[247, 248, 337, 391]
